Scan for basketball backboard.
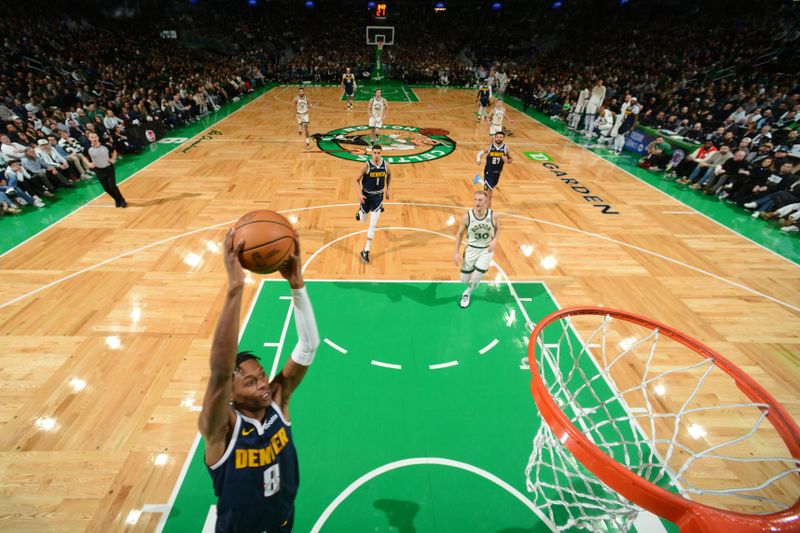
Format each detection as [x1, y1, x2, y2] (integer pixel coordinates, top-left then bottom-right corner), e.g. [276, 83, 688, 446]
[366, 26, 395, 46]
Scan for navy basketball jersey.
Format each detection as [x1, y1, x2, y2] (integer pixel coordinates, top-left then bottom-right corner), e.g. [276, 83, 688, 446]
[343, 73, 354, 89]
[208, 404, 299, 533]
[484, 143, 507, 174]
[362, 159, 388, 192]
[621, 104, 638, 128]
[478, 86, 491, 104]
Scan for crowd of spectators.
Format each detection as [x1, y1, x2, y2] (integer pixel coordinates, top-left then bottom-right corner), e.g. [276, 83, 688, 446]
[2, 0, 799, 231]
[0, 7, 273, 215]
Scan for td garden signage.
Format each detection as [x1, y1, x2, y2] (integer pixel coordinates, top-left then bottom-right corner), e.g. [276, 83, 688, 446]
[313, 125, 456, 164]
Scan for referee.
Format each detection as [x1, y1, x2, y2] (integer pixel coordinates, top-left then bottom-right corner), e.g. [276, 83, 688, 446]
[87, 132, 127, 208]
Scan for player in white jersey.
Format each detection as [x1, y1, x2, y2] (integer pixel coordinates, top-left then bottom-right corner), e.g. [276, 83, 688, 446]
[588, 104, 615, 143]
[583, 79, 606, 137]
[453, 190, 501, 309]
[293, 88, 312, 148]
[367, 89, 388, 144]
[489, 99, 509, 136]
[569, 85, 590, 130]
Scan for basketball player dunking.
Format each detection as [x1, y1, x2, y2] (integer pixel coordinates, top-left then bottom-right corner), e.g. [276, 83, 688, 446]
[476, 80, 492, 122]
[293, 88, 311, 148]
[367, 89, 388, 144]
[475, 131, 512, 208]
[354, 144, 391, 264]
[341, 67, 357, 110]
[454, 190, 500, 308]
[200, 230, 319, 533]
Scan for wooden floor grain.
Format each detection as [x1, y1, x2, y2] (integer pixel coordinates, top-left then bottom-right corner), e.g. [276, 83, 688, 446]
[0, 86, 798, 531]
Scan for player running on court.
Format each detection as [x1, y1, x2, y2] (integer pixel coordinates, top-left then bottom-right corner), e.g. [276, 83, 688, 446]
[454, 190, 500, 309]
[200, 230, 319, 533]
[475, 131, 512, 208]
[367, 89, 388, 144]
[341, 67, 357, 110]
[354, 144, 391, 264]
[293, 88, 311, 148]
[476, 80, 492, 122]
[489, 98, 510, 137]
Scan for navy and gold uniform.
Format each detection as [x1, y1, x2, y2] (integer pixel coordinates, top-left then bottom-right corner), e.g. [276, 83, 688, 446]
[478, 85, 491, 107]
[483, 142, 507, 190]
[361, 158, 388, 213]
[343, 73, 355, 96]
[208, 404, 299, 533]
[618, 103, 639, 135]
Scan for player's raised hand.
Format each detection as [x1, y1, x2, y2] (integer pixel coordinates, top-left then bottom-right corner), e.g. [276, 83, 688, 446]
[224, 229, 245, 289]
[279, 234, 304, 289]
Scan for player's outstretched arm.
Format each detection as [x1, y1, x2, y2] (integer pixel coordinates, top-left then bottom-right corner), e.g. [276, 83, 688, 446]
[489, 214, 500, 252]
[476, 149, 485, 166]
[505, 145, 513, 163]
[199, 230, 244, 459]
[272, 239, 319, 415]
[453, 213, 468, 265]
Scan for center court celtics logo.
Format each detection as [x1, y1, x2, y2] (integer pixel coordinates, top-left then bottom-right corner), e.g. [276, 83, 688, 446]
[313, 125, 457, 164]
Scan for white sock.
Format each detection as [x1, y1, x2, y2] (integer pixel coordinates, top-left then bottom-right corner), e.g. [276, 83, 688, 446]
[468, 271, 483, 292]
[365, 209, 380, 251]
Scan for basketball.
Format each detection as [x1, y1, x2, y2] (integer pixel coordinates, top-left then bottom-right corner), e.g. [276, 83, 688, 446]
[233, 210, 296, 274]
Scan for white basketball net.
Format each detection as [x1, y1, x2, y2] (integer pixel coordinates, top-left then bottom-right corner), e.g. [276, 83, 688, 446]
[524, 312, 800, 532]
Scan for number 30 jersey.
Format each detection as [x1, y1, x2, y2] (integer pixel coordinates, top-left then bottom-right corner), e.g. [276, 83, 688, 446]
[208, 404, 299, 532]
[466, 208, 495, 248]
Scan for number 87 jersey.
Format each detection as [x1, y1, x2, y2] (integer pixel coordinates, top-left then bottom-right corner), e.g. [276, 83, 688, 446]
[208, 403, 299, 532]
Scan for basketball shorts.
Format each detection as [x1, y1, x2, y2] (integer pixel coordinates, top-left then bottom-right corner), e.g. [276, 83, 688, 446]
[617, 121, 633, 136]
[368, 116, 383, 128]
[360, 190, 384, 213]
[461, 245, 493, 274]
[483, 171, 501, 190]
[489, 123, 504, 135]
[296, 113, 309, 125]
[479, 98, 490, 108]
[344, 86, 354, 96]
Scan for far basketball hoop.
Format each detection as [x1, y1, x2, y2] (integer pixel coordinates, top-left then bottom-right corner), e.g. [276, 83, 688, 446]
[366, 26, 394, 82]
[366, 26, 395, 47]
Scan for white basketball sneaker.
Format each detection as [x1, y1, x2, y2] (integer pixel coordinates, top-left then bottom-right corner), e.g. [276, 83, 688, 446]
[460, 290, 471, 308]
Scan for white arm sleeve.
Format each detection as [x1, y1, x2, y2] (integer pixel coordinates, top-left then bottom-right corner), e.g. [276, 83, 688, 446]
[476, 150, 484, 163]
[290, 286, 320, 366]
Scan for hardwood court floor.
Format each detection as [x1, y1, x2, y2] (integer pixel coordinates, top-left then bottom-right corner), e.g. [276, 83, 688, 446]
[0, 86, 798, 532]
